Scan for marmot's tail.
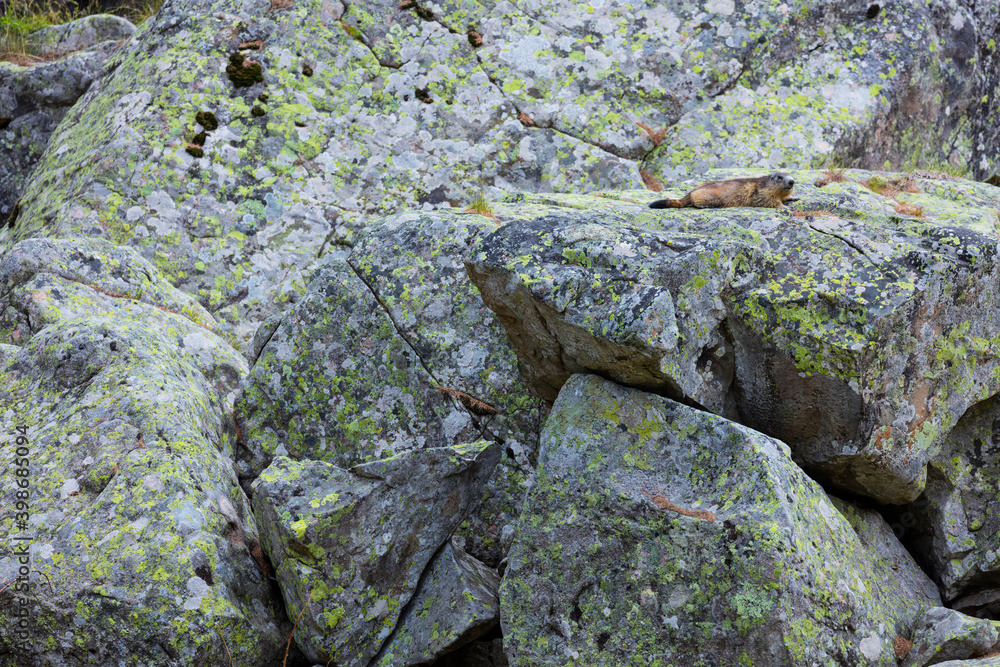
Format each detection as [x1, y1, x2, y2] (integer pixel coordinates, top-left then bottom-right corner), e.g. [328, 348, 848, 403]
[649, 197, 684, 208]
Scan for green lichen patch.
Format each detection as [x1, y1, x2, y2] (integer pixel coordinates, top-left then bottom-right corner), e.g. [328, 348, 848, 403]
[500, 374, 939, 667]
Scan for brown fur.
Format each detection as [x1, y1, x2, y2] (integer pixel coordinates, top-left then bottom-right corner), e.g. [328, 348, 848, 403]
[649, 173, 796, 209]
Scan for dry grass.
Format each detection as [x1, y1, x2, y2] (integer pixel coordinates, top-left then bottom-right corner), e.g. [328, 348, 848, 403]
[643, 488, 716, 521]
[813, 168, 846, 188]
[283, 591, 314, 667]
[861, 175, 919, 198]
[635, 120, 667, 147]
[893, 201, 924, 217]
[816, 168, 924, 218]
[893, 636, 912, 659]
[791, 209, 834, 219]
[438, 386, 499, 416]
[639, 169, 663, 192]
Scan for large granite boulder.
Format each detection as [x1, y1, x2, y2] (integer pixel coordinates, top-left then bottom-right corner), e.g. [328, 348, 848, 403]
[5, 0, 997, 350]
[500, 374, 940, 666]
[0, 238, 284, 665]
[251, 440, 500, 666]
[466, 170, 1000, 505]
[895, 394, 1000, 615]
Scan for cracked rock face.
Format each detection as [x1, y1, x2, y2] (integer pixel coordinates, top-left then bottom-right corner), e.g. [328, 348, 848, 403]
[0, 238, 284, 665]
[5, 0, 997, 351]
[235, 210, 545, 564]
[251, 441, 500, 666]
[466, 170, 1000, 505]
[895, 394, 1000, 616]
[375, 536, 501, 667]
[500, 374, 939, 667]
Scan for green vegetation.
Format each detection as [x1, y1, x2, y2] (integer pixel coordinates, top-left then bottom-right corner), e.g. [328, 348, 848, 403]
[0, 0, 163, 64]
[465, 187, 497, 219]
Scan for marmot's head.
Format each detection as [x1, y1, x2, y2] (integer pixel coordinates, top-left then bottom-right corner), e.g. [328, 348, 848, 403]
[765, 172, 795, 198]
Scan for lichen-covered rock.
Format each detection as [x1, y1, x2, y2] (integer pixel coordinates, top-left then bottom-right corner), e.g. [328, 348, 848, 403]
[236, 211, 546, 564]
[500, 374, 940, 666]
[347, 211, 547, 564]
[641, 2, 998, 184]
[7, 0, 998, 350]
[251, 440, 501, 666]
[0, 250, 284, 664]
[0, 49, 113, 220]
[466, 171, 1000, 504]
[375, 536, 500, 667]
[27, 14, 136, 58]
[902, 607, 1000, 667]
[234, 255, 480, 476]
[935, 658, 1000, 667]
[0, 236, 220, 343]
[897, 394, 1000, 614]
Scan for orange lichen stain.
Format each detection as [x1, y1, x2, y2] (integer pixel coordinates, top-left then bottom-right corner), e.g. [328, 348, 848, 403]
[871, 425, 894, 452]
[643, 488, 715, 521]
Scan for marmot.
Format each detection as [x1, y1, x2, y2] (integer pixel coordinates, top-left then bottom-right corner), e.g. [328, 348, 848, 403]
[648, 173, 796, 209]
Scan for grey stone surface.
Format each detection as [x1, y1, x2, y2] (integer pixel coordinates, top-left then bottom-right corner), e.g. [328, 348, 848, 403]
[251, 440, 501, 666]
[5, 0, 997, 350]
[465, 174, 1000, 505]
[374, 537, 500, 667]
[903, 607, 999, 667]
[27, 14, 135, 57]
[0, 238, 284, 665]
[499, 374, 939, 667]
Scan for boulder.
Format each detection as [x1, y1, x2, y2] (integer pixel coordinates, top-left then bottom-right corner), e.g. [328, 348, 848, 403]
[234, 255, 479, 476]
[500, 374, 940, 666]
[0, 239, 284, 664]
[0, 49, 114, 221]
[902, 607, 1000, 667]
[251, 440, 501, 666]
[373, 536, 501, 667]
[895, 394, 1000, 614]
[466, 172, 1000, 504]
[27, 14, 136, 58]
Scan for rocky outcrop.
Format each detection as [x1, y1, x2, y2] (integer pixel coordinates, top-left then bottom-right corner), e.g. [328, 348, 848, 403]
[0, 237, 284, 664]
[3, 0, 1000, 663]
[5, 0, 997, 350]
[500, 374, 939, 666]
[235, 211, 545, 565]
[0, 45, 117, 221]
[467, 171, 1000, 506]
[897, 395, 1000, 616]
